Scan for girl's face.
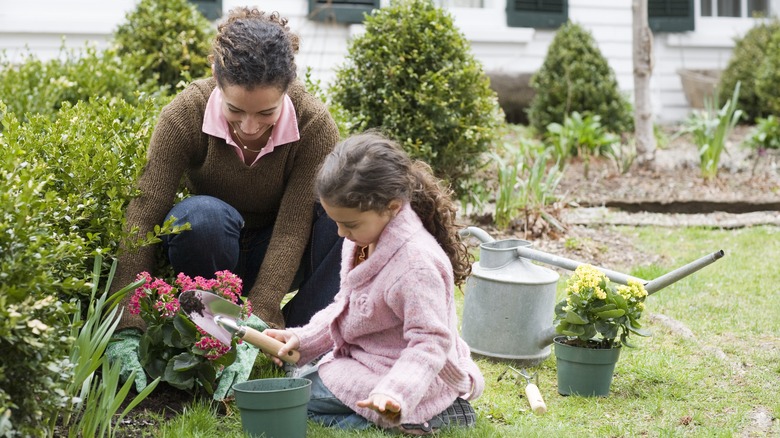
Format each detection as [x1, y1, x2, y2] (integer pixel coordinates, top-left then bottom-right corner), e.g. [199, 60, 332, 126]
[321, 199, 402, 248]
[220, 84, 285, 142]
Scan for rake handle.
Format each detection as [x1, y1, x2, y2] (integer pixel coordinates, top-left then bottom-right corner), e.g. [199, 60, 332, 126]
[525, 383, 547, 415]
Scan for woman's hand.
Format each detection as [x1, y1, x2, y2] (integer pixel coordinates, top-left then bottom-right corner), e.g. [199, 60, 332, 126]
[263, 329, 300, 367]
[357, 393, 401, 420]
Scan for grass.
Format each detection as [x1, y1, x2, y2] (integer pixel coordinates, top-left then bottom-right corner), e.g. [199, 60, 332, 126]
[137, 225, 779, 437]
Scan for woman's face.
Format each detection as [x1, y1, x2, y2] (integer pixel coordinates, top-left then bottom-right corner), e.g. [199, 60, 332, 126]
[321, 199, 402, 248]
[220, 84, 285, 143]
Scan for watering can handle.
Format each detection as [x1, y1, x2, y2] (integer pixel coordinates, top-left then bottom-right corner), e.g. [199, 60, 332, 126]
[525, 382, 547, 415]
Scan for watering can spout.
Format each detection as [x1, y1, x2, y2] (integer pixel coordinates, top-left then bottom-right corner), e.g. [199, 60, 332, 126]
[644, 249, 725, 294]
[459, 226, 495, 244]
[538, 326, 558, 349]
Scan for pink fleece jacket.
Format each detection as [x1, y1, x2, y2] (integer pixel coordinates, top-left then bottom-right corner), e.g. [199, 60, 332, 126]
[290, 203, 485, 428]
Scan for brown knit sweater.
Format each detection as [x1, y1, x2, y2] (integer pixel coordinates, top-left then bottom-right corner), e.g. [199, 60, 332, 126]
[114, 77, 339, 330]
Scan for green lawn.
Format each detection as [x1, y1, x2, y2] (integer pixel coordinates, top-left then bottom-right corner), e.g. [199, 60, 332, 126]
[140, 225, 780, 437]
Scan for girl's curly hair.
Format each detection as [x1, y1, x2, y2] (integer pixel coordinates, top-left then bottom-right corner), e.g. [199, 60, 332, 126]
[316, 131, 472, 286]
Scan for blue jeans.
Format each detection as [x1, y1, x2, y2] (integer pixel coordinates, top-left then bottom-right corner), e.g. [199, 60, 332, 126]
[299, 366, 372, 430]
[161, 195, 343, 327]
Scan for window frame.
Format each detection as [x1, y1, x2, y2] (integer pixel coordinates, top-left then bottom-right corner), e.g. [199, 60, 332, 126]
[189, 0, 222, 21]
[308, 0, 381, 24]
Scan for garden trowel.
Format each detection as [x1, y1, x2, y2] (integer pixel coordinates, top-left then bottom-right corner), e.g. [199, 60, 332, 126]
[179, 290, 300, 364]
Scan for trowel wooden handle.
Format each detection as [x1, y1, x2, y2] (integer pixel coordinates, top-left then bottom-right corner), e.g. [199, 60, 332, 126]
[241, 326, 301, 364]
[525, 383, 547, 415]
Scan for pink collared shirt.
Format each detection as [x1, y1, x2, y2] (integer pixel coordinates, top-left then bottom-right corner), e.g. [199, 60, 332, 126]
[202, 87, 301, 166]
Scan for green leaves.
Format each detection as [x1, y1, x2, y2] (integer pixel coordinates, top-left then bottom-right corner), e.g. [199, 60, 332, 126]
[565, 311, 589, 325]
[330, 0, 503, 195]
[529, 22, 633, 135]
[112, 0, 213, 92]
[679, 82, 742, 180]
[553, 265, 651, 348]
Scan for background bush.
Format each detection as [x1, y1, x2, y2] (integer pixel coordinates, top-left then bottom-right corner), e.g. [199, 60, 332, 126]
[0, 0, 189, 427]
[754, 29, 780, 117]
[0, 85, 171, 438]
[112, 0, 215, 92]
[528, 21, 633, 135]
[718, 20, 780, 123]
[0, 143, 82, 436]
[0, 46, 156, 123]
[330, 0, 504, 194]
[0, 96, 166, 280]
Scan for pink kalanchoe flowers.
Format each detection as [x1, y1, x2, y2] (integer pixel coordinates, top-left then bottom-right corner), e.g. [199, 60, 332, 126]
[129, 270, 249, 364]
[195, 335, 232, 361]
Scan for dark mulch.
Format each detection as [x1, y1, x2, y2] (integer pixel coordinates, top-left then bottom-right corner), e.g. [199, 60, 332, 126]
[112, 383, 200, 438]
[557, 125, 780, 211]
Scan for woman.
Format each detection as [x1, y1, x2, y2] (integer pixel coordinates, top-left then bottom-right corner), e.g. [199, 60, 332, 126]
[108, 7, 342, 398]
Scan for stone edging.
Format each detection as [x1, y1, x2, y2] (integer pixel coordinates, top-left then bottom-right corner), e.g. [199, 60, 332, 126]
[563, 207, 780, 228]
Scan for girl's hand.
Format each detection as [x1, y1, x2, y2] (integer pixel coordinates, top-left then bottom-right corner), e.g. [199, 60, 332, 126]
[357, 393, 401, 420]
[263, 329, 300, 367]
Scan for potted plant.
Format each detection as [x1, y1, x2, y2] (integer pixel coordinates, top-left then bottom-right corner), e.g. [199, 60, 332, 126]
[553, 264, 650, 396]
[129, 270, 252, 394]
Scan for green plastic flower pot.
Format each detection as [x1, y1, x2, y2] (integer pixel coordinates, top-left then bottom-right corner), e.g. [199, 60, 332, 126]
[554, 337, 621, 397]
[232, 377, 312, 438]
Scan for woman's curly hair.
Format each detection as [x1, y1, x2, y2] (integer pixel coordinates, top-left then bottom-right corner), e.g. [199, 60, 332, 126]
[315, 131, 472, 286]
[210, 7, 299, 91]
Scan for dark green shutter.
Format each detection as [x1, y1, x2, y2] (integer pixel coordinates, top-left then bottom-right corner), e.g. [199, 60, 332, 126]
[308, 0, 380, 24]
[189, 0, 222, 21]
[648, 0, 694, 32]
[506, 0, 568, 29]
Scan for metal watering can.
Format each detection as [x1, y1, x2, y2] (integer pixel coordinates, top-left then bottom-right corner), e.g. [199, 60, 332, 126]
[459, 226, 725, 365]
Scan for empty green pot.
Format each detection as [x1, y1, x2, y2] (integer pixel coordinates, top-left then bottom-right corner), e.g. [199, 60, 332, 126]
[233, 377, 312, 438]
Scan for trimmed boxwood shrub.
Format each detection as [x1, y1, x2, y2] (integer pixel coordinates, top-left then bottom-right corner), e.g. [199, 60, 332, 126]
[528, 21, 633, 135]
[719, 20, 780, 123]
[0, 46, 155, 123]
[112, 0, 214, 92]
[754, 29, 780, 117]
[0, 135, 82, 435]
[0, 95, 179, 435]
[330, 0, 504, 194]
[0, 93, 172, 302]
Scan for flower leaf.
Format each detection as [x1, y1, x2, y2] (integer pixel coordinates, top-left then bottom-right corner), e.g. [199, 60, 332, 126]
[565, 311, 588, 325]
[163, 359, 195, 390]
[596, 309, 625, 319]
[627, 323, 652, 337]
[172, 352, 200, 372]
[561, 325, 585, 337]
[173, 313, 198, 345]
[592, 303, 617, 313]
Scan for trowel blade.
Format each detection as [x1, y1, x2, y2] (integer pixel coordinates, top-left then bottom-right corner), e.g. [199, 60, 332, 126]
[179, 289, 242, 347]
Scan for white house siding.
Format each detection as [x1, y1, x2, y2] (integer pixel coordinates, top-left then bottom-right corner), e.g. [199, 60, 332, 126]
[0, 0, 765, 123]
[0, 0, 138, 61]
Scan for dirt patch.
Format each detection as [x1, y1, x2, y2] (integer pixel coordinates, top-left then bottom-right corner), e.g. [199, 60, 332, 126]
[557, 125, 780, 212]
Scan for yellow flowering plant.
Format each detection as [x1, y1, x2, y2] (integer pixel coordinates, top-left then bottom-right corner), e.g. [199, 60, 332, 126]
[554, 264, 651, 348]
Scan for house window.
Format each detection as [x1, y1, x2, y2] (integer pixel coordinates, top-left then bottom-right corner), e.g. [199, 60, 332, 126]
[189, 0, 222, 21]
[308, 0, 381, 24]
[648, 0, 694, 32]
[506, 0, 568, 28]
[700, 0, 769, 16]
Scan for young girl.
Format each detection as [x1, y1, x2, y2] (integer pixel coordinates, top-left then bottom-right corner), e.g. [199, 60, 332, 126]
[265, 131, 484, 435]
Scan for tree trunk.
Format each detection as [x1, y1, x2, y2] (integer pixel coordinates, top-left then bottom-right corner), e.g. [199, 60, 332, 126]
[633, 0, 656, 167]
